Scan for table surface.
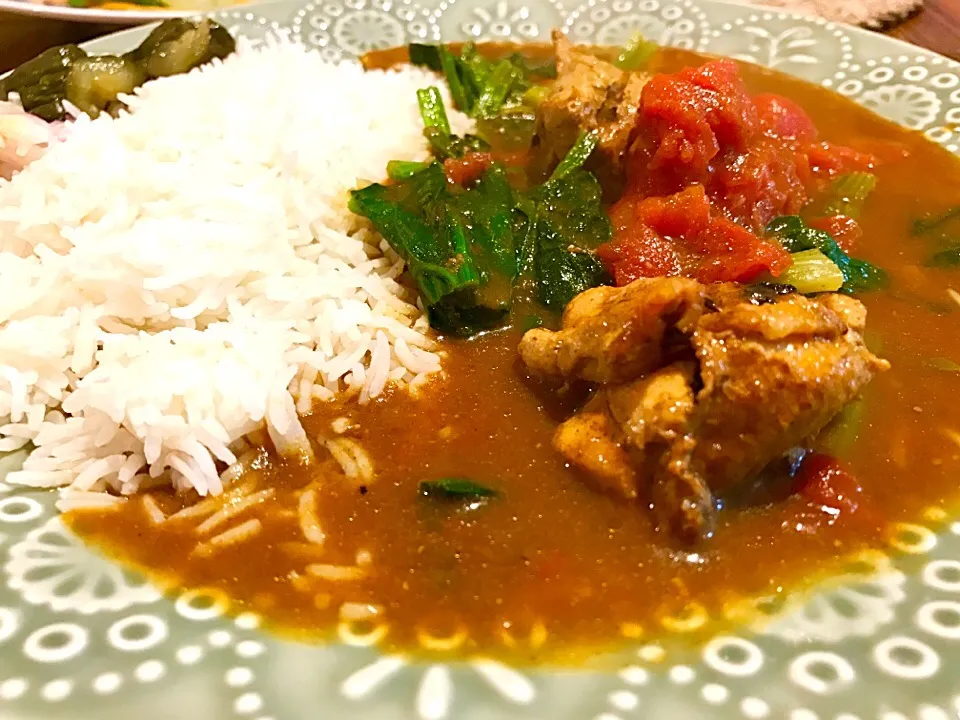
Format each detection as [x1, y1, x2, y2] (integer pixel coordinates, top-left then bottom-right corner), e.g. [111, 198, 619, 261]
[0, 0, 957, 72]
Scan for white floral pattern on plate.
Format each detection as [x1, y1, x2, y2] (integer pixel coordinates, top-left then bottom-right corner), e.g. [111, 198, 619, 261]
[5, 517, 161, 615]
[702, 11, 852, 82]
[757, 555, 907, 643]
[827, 53, 960, 152]
[3, 2, 960, 719]
[564, 0, 710, 51]
[342, 656, 537, 718]
[436, 0, 561, 39]
[292, 0, 437, 59]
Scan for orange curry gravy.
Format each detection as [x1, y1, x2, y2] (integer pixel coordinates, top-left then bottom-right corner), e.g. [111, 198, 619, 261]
[67, 46, 960, 664]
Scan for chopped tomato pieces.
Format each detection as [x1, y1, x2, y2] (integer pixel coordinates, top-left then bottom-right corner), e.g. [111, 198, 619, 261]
[443, 152, 495, 186]
[806, 141, 876, 178]
[693, 215, 792, 283]
[755, 94, 818, 143]
[601, 59, 880, 288]
[597, 225, 682, 284]
[809, 214, 863, 252]
[598, 185, 790, 285]
[795, 452, 862, 516]
[443, 151, 528, 186]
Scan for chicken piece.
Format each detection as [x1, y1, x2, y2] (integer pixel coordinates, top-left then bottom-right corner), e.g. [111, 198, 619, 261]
[690, 292, 889, 495]
[555, 401, 638, 499]
[520, 278, 889, 544]
[519, 277, 703, 384]
[605, 362, 696, 449]
[538, 31, 650, 187]
[652, 434, 716, 545]
[606, 363, 716, 543]
[556, 363, 716, 542]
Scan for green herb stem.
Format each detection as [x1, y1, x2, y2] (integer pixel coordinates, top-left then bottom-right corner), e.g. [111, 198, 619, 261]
[416, 86, 451, 135]
[419, 478, 498, 499]
[615, 33, 658, 70]
[821, 172, 877, 219]
[386, 160, 431, 181]
[777, 249, 845, 294]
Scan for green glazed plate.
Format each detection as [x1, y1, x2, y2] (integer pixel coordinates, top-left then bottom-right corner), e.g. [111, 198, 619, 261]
[3, 2, 960, 718]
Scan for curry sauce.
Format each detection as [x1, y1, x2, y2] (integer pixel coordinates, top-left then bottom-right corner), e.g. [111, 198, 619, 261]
[67, 46, 960, 664]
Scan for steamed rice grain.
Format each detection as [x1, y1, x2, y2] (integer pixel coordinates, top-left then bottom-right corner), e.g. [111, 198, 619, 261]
[0, 39, 471, 505]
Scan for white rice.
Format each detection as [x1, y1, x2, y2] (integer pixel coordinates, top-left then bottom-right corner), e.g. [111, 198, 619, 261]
[0, 38, 472, 506]
[298, 487, 326, 545]
[194, 517, 262, 556]
[194, 487, 275, 535]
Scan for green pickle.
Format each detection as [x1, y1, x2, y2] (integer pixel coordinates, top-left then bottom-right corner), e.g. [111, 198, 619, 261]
[0, 19, 236, 121]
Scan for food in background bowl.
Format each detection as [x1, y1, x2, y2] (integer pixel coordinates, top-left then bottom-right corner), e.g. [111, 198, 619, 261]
[24, 0, 241, 12]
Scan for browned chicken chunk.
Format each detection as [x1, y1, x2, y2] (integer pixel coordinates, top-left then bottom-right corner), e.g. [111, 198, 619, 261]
[538, 31, 650, 187]
[690, 291, 888, 496]
[521, 277, 890, 544]
[554, 400, 639, 499]
[518, 277, 702, 384]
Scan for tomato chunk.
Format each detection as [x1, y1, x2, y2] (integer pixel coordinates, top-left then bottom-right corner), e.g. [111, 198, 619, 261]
[755, 94, 819, 142]
[597, 225, 683, 285]
[795, 452, 862, 516]
[599, 185, 790, 285]
[597, 58, 882, 289]
[443, 152, 494, 186]
[806, 142, 876, 178]
[809, 214, 863, 252]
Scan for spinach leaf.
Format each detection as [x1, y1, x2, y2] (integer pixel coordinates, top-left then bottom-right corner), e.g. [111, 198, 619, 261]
[766, 215, 887, 294]
[423, 127, 490, 161]
[408, 43, 443, 71]
[427, 165, 522, 333]
[925, 357, 960, 372]
[530, 165, 610, 246]
[525, 171, 611, 309]
[927, 247, 960, 267]
[908, 205, 960, 268]
[439, 47, 477, 113]
[518, 132, 612, 309]
[349, 164, 480, 309]
[451, 164, 520, 279]
[420, 478, 499, 499]
[352, 105, 610, 336]
[416, 84, 492, 160]
[534, 231, 609, 310]
[408, 41, 541, 119]
[549, 130, 599, 182]
[913, 205, 960, 235]
[475, 60, 525, 118]
[350, 162, 521, 336]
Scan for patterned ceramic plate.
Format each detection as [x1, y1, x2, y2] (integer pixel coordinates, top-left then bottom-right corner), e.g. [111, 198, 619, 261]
[3, 2, 960, 718]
